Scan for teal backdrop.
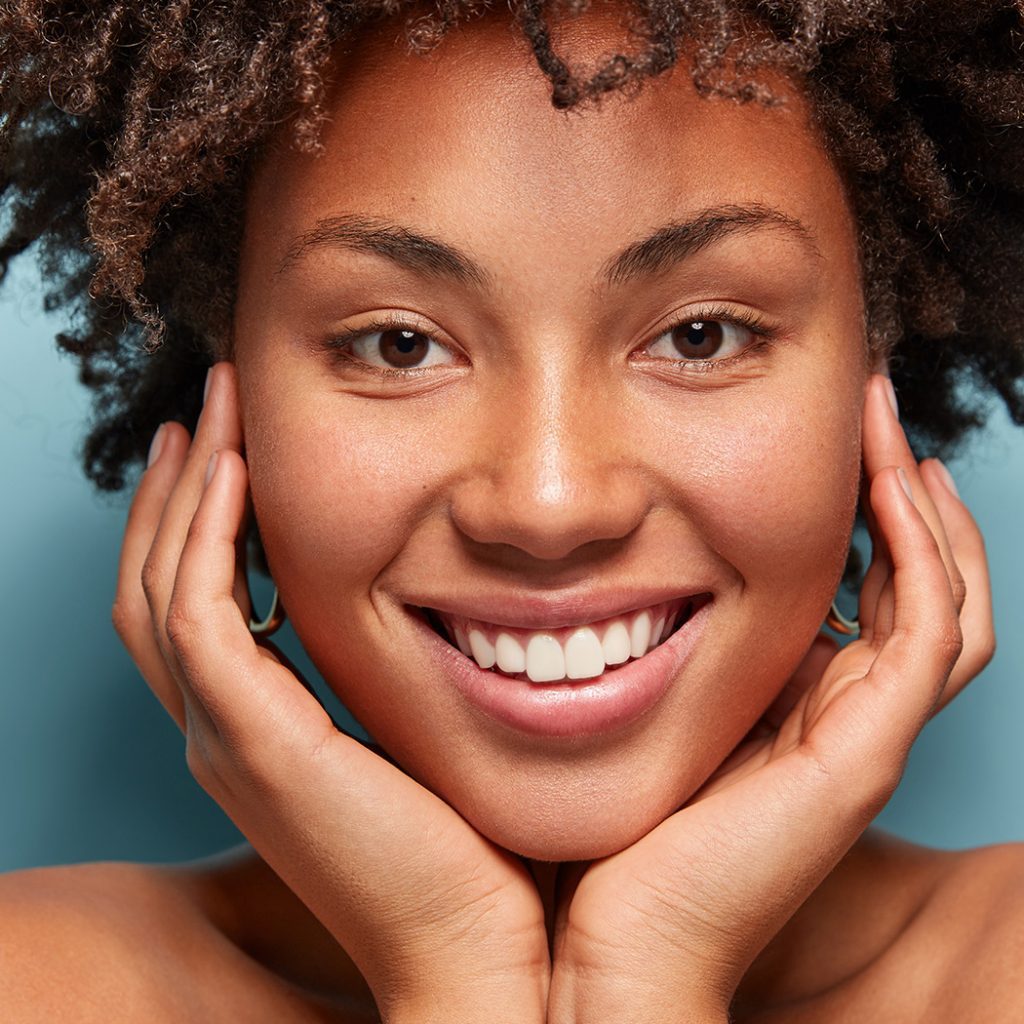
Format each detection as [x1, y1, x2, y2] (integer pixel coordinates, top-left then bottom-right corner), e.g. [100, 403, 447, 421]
[2, 257, 1023, 872]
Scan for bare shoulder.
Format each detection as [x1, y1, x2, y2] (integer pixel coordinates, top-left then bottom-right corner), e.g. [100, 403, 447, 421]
[0, 857, 368, 1023]
[910, 840, 1024, 1019]
[734, 829, 1024, 1022]
[0, 860, 211, 1022]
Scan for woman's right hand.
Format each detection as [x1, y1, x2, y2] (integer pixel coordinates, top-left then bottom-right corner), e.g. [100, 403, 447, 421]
[111, 362, 550, 1024]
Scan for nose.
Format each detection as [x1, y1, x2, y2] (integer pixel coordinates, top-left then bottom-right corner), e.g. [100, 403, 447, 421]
[448, 370, 650, 562]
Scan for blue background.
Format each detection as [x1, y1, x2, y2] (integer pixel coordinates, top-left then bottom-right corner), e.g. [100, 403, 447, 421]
[2, 257, 1022, 872]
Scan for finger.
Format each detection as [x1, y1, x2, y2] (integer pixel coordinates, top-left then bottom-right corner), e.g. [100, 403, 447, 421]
[693, 634, 839, 801]
[112, 421, 191, 730]
[166, 448, 334, 755]
[854, 471, 890, 645]
[764, 634, 838, 731]
[142, 362, 244, 655]
[861, 374, 964, 610]
[818, 465, 962, 776]
[919, 458, 995, 707]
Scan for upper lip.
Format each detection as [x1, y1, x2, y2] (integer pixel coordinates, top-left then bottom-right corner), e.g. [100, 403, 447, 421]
[406, 587, 713, 631]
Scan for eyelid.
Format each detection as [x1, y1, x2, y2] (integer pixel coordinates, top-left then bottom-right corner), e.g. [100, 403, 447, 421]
[635, 302, 777, 367]
[327, 311, 462, 372]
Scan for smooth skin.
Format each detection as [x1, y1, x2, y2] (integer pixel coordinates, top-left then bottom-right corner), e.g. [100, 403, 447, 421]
[0, 6, 1017, 1023]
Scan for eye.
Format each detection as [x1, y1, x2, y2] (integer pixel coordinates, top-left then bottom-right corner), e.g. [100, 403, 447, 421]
[342, 321, 457, 370]
[644, 317, 757, 362]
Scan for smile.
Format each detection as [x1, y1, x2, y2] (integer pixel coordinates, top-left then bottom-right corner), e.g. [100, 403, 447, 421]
[425, 598, 700, 683]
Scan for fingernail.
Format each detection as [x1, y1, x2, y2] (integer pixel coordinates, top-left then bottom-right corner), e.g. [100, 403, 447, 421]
[146, 423, 167, 468]
[204, 451, 220, 487]
[933, 458, 960, 499]
[203, 366, 214, 404]
[883, 376, 899, 418]
[897, 467, 915, 504]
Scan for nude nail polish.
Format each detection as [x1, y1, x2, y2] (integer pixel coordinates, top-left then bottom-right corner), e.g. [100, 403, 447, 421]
[203, 366, 214, 403]
[933, 458, 960, 499]
[897, 467, 915, 504]
[883, 376, 899, 418]
[147, 423, 167, 468]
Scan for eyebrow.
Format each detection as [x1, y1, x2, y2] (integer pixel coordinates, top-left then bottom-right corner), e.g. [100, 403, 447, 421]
[603, 203, 822, 284]
[277, 214, 490, 286]
[276, 203, 820, 286]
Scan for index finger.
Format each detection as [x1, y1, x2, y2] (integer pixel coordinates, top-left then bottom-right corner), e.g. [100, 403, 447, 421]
[861, 374, 965, 611]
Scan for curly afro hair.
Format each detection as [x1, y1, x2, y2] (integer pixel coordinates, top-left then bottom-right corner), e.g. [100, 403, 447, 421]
[2, 0, 1024, 492]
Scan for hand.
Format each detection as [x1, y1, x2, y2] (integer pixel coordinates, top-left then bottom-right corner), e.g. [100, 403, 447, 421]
[546, 373, 994, 1023]
[111, 362, 550, 1024]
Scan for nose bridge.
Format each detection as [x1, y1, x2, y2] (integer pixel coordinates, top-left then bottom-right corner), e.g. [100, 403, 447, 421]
[449, 357, 648, 559]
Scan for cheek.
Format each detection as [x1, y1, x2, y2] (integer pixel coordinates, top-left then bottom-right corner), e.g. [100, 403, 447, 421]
[241, 388, 443, 613]
[706, 392, 861, 597]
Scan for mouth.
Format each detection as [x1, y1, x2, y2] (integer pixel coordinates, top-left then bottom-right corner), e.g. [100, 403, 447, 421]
[418, 595, 708, 684]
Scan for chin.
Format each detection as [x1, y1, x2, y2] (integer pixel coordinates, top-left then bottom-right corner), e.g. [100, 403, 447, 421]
[483, 810, 667, 863]
[453, 782, 683, 863]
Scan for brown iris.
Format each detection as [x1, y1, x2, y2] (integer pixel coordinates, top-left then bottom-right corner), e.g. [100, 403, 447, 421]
[379, 328, 430, 367]
[671, 321, 725, 359]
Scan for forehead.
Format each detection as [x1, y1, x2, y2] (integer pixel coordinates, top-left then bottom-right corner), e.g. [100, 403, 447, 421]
[244, 6, 854, 285]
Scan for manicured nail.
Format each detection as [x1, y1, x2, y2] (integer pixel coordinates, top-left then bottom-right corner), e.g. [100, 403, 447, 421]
[204, 451, 220, 487]
[203, 366, 214, 404]
[147, 423, 167, 468]
[897, 467, 915, 504]
[883, 376, 899, 418]
[933, 458, 960, 499]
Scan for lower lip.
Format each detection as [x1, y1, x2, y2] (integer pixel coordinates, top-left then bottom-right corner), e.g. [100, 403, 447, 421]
[409, 601, 710, 739]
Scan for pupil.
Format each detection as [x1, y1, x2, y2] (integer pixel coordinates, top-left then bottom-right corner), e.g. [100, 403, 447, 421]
[672, 320, 724, 359]
[380, 329, 429, 368]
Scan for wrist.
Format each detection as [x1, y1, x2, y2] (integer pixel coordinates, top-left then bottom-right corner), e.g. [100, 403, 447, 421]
[548, 962, 730, 1024]
[379, 974, 548, 1024]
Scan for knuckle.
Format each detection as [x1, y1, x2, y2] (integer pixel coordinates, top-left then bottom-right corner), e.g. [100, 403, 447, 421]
[949, 573, 967, 612]
[184, 735, 215, 790]
[110, 596, 143, 645]
[970, 628, 997, 674]
[164, 601, 202, 654]
[139, 554, 165, 606]
[937, 622, 965, 663]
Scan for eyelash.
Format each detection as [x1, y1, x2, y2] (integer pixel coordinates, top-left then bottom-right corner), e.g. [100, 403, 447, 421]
[639, 303, 777, 374]
[326, 312, 452, 378]
[325, 304, 778, 377]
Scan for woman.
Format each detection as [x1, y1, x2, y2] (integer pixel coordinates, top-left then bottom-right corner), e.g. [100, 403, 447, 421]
[1, 0, 1021, 1020]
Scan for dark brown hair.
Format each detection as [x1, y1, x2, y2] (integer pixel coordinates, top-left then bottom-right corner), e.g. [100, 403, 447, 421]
[2, 0, 1023, 491]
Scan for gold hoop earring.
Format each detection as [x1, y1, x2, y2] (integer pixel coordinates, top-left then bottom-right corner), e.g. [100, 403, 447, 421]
[825, 600, 859, 637]
[250, 587, 286, 637]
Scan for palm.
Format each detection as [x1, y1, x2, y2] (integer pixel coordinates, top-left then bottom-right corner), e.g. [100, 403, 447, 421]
[693, 633, 877, 800]
[551, 628, 935, 1001]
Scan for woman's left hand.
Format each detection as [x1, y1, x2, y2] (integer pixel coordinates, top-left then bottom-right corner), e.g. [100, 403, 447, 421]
[546, 374, 995, 1023]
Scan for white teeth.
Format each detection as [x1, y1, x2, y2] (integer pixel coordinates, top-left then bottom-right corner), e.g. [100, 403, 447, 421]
[601, 621, 631, 665]
[649, 617, 665, 651]
[441, 598, 694, 681]
[629, 610, 652, 659]
[564, 628, 604, 680]
[468, 629, 496, 669]
[526, 634, 565, 683]
[495, 632, 526, 673]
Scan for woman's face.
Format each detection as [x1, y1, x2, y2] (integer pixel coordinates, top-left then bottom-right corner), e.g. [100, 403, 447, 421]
[233, 8, 868, 860]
